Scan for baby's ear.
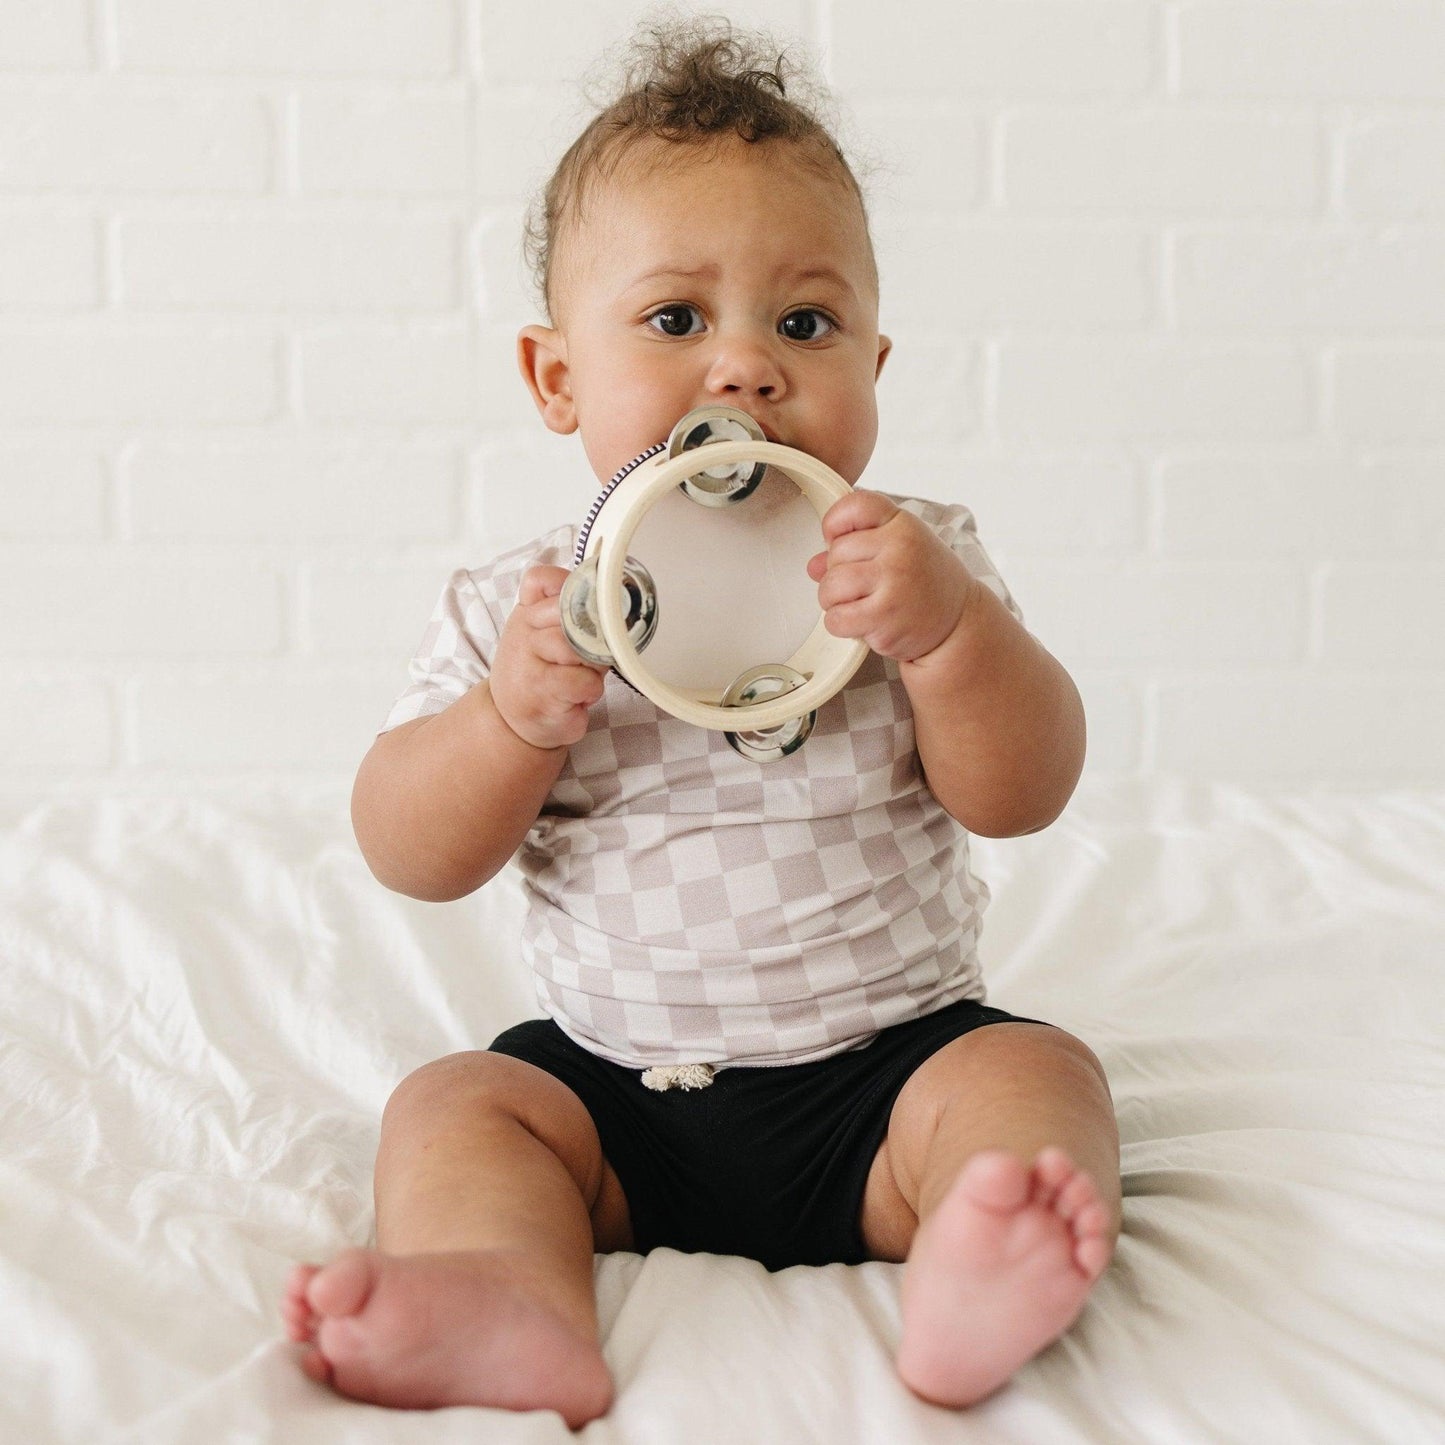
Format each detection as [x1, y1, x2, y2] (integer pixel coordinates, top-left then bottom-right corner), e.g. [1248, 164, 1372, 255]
[516, 325, 577, 434]
[875, 334, 893, 382]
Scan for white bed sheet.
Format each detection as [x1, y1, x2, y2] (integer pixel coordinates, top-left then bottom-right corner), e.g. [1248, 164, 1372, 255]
[3, 779, 1443, 1444]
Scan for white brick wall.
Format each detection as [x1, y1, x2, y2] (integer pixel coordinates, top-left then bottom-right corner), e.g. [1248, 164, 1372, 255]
[1, 0, 1442, 796]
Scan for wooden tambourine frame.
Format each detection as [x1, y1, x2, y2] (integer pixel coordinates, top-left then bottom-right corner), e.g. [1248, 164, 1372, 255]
[566, 439, 868, 735]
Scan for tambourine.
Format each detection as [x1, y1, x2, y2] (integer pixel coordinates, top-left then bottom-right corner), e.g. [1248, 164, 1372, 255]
[558, 405, 868, 762]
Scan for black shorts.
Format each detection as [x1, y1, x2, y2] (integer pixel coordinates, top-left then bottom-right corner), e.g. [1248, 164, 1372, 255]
[487, 998, 1052, 1272]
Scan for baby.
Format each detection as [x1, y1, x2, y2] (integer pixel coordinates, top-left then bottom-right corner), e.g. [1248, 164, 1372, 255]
[281, 17, 1120, 1427]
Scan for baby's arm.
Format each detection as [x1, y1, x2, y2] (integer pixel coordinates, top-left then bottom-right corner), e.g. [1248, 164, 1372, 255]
[352, 566, 606, 901]
[808, 492, 1085, 838]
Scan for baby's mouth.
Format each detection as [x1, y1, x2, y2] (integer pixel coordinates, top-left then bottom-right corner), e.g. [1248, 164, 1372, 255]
[668, 405, 785, 449]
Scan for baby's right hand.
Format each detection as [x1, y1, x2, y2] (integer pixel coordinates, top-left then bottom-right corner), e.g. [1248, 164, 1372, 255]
[489, 565, 609, 750]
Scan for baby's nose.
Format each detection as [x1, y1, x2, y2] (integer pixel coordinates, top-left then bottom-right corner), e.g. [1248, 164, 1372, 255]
[704, 333, 785, 399]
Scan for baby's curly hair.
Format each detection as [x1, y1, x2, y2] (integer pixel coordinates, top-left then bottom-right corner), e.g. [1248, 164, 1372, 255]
[523, 11, 876, 322]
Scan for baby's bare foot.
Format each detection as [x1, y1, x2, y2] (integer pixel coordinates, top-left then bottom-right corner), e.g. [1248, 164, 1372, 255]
[896, 1147, 1114, 1408]
[280, 1248, 613, 1427]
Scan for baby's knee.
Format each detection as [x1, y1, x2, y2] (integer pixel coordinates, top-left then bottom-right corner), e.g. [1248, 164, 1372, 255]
[380, 1050, 608, 1193]
[1050, 1031, 1116, 1109]
[382, 1050, 558, 1131]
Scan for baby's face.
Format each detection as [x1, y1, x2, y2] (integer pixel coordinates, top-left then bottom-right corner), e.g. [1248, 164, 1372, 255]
[519, 136, 890, 487]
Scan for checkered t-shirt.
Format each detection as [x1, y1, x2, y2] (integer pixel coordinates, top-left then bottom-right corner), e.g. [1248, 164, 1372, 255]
[380, 494, 1025, 1071]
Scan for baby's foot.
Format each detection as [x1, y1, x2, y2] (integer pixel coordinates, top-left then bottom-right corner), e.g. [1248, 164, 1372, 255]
[280, 1248, 614, 1427]
[896, 1147, 1114, 1408]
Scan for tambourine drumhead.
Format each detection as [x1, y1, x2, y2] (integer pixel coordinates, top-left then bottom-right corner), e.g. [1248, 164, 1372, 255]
[578, 439, 868, 734]
[626, 470, 821, 691]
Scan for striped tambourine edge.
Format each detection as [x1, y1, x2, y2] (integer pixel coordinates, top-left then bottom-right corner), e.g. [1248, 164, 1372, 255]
[570, 441, 668, 568]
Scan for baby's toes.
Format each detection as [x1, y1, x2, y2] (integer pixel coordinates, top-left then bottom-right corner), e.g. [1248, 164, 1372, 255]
[1055, 1170, 1099, 1223]
[285, 1261, 321, 1303]
[297, 1342, 334, 1386]
[306, 1248, 379, 1319]
[1063, 1185, 1115, 1281]
[1031, 1153, 1116, 1280]
[958, 1149, 1032, 1214]
[1073, 1221, 1114, 1281]
[282, 1263, 322, 1342]
[282, 1305, 315, 1343]
[1030, 1146, 1076, 1207]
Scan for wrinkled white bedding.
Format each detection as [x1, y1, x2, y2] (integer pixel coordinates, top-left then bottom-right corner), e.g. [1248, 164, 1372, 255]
[3, 779, 1443, 1444]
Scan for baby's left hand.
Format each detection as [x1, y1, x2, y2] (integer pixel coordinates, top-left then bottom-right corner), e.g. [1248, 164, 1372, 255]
[807, 491, 981, 662]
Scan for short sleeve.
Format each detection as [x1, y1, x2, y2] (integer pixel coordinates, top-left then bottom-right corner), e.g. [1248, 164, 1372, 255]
[891, 494, 1025, 627]
[378, 569, 495, 735]
[377, 524, 576, 737]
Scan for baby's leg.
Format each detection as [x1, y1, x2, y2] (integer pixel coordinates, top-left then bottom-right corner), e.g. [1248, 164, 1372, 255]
[280, 1052, 632, 1426]
[857, 1022, 1121, 1408]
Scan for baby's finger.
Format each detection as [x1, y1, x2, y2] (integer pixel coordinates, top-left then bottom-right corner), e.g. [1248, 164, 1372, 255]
[517, 564, 571, 607]
[520, 576, 596, 641]
[820, 489, 896, 545]
[553, 661, 607, 708]
[821, 525, 886, 570]
[816, 559, 875, 610]
[821, 597, 873, 640]
[532, 621, 607, 670]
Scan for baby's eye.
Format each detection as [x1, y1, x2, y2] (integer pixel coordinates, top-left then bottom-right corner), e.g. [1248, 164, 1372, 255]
[646, 305, 705, 337]
[780, 309, 835, 342]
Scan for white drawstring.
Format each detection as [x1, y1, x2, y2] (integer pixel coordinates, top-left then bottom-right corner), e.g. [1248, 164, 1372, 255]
[640, 1062, 717, 1091]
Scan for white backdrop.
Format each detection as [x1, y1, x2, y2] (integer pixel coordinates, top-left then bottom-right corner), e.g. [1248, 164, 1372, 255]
[2, 0, 1442, 796]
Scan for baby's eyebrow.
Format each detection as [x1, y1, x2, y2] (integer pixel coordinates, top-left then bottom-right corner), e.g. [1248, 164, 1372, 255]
[621, 262, 857, 301]
[623, 263, 718, 289]
[790, 267, 858, 300]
